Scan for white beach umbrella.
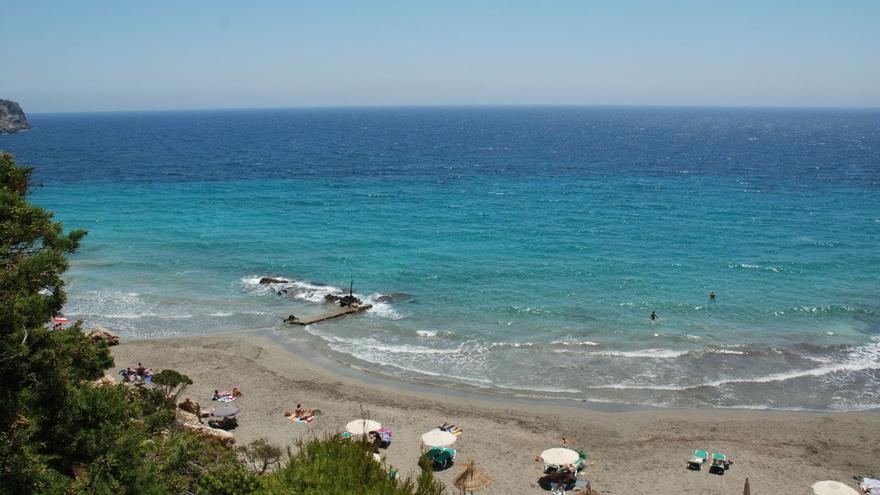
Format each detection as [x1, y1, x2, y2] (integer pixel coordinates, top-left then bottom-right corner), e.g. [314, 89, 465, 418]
[345, 419, 381, 435]
[421, 428, 457, 447]
[812, 480, 860, 495]
[540, 447, 579, 466]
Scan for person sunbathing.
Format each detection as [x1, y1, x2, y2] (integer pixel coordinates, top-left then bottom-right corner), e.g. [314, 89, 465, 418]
[232, 386, 242, 398]
[284, 403, 318, 420]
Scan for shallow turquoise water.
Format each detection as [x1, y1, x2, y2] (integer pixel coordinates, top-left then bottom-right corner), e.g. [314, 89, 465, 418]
[3, 107, 879, 409]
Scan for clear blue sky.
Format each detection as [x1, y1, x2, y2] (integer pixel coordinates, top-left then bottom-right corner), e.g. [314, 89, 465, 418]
[2, 0, 878, 112]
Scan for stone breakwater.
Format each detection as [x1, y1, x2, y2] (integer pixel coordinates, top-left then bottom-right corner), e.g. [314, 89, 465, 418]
[0, 99, 31, 134]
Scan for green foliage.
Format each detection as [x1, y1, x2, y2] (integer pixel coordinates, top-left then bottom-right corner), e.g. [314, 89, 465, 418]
[151, 369, 193, 402]
[258, 435, 445, 495]
[240, 438, 283, 474]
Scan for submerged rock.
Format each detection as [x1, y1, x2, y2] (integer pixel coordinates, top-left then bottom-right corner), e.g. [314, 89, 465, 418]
[374, 292, 411, 303]
[259, 277, 289, 285]
[283, 314, 299, 324]
[0, 99, 30, 134]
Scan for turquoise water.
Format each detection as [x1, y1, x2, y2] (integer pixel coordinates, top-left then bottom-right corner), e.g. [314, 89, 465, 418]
[2, 107, 879, 410]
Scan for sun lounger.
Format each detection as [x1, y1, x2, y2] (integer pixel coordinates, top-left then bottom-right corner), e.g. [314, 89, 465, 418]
[687, 449, 709, 470]
[708, 452, 731, 475]
[438, 423, 463, 436]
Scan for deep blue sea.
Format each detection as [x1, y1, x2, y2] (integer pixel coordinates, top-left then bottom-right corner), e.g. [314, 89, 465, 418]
[3, 107, 879, 410]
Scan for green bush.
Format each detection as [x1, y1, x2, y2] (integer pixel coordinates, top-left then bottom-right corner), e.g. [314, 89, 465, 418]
[258, 435, 444, 495]
[151, 369, 193, 402]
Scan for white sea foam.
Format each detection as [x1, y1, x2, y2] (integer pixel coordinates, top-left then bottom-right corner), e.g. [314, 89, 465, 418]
[416, 330, 457, 338]
[594, 348, 690, 359]
[729, 262, 782, 272]
[593, 337, 880, 391]
[551, 340, 600, 347]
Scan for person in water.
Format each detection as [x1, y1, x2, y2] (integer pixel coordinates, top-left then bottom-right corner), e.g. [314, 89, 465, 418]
[709, 291, 716, 300]
[650, 310, 658, 321]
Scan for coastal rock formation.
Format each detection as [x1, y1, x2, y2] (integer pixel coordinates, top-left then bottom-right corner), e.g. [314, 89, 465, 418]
[283, 314, 299, 324]
[324, 293, 362, 307]
[0, 99, 30, 134]
[175, 409, 235, 445]
[259, 277, 289, 285]
[86, 326, 120, 346]
[91, 374, 116, 386]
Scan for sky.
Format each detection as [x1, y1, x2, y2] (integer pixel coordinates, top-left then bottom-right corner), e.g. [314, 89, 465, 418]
[1, 1, 879, 112]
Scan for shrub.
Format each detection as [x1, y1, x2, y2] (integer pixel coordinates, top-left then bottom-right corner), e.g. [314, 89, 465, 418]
[151, 369, 193, 402]
[258, 435, 445, 495]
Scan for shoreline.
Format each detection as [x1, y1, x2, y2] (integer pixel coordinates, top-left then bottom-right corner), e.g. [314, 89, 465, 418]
[112, 331, 880, 494]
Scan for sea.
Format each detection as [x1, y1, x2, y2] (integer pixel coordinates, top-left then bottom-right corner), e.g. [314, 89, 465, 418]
[2, 106, 879, 411]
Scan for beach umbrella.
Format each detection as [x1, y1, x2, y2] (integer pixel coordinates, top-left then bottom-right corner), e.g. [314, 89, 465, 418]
[743, 477, 750, 495]
[421, 428, 457, 447]
[540, 447, 579, 466]
[454, 459, 492, 494]
[812, 480, 860, 495]
[346, 419, 381, 435]
[211, 406, 240, 418]
[52, 317, 70, 324]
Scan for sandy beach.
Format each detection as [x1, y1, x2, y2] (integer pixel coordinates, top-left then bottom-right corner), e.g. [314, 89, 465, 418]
[112, 332, 879, 494]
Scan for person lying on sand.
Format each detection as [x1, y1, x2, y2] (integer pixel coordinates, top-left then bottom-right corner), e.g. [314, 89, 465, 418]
[283, 403, 320, 420]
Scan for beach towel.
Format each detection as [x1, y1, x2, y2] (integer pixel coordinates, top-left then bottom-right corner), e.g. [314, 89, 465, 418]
[861, 478, 880, 493]
[212, 390, 237, 401]
[289, 415, 314, 424]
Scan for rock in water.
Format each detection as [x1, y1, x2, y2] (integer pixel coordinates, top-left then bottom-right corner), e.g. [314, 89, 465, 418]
[86, 326, 120, 346]
[374, 292, 411, 303]
[259, 277, 289, 285]
[336, 294, 362, 307]
[0, 99, 30, 134]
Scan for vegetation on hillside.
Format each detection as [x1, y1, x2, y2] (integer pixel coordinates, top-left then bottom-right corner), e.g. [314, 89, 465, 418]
[0, 151, 445, 494]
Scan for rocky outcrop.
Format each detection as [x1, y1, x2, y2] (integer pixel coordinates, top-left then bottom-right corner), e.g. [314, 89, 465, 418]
[86, 326, 120, 346]
[175, 409, 235, 445]
[324, 293, 362, 307]
[0, 99, 30, 134]
[259, 277, 289, 285]
[91, 374, 116, 387]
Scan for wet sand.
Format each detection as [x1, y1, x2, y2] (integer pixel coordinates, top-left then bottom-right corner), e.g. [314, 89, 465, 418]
[112, 332, 879, 494]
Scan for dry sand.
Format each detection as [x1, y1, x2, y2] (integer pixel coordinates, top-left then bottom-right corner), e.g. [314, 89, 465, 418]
[112, 332, 879, 494]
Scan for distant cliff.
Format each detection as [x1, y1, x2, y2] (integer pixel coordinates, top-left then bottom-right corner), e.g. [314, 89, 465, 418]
[0, 99, 31, 133]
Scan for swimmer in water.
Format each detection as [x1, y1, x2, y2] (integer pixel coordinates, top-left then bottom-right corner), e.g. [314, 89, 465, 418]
[650, 310, 658, 321]
[709, 291, 716, 300]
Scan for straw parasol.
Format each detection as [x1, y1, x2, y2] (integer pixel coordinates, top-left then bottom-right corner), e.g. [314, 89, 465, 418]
[811, 480, 860, 495]
[454, 459, 492, 494]
[541, 447, 579, 466]
[743, 477, 750, 495]
[421, 428, 457, 447]
[345, 419, 381, 435]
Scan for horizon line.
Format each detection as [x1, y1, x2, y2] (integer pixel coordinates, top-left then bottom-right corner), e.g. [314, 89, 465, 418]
[26, 102, 880, 115]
